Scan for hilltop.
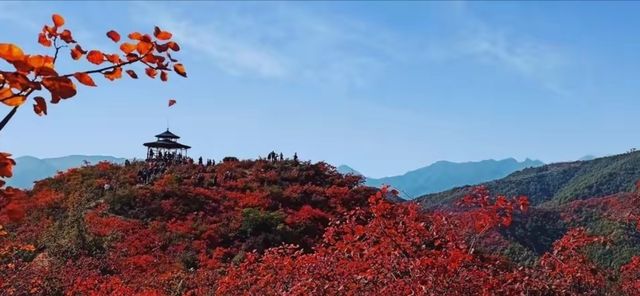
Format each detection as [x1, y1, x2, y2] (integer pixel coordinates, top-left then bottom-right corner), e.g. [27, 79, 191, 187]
[417, 151, 640, 208]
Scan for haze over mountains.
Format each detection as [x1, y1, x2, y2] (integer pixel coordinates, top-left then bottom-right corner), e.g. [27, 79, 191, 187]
[6, 155, 125, 188]
[339, 158, 544, 198]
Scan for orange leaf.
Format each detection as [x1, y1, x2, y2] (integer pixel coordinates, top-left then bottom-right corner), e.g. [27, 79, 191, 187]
[73, 72, 97, 87]
[70, 45, 86, 60]
[60, 29, 75, 43]
[160, 71, 168, 82]
[42, 76, 77, 99]
[153, 26, 173, 40]
[1, 95, 26, 107]
[106, 30, 121, 42]
[125, 69, 138, 79]
[0, 87, 12, 100]
[86, 50, 104, 65]
[70, 48, 82, 60]
[38, 33, 52, 47]
[0, 43, 24, 62]
[103, 67, 122, 81]
[167, 41, 180, 52]
[128, 32, 143, 40]
[145, 67, 157, 78]
[173, 63, 187, 77]
[136, 41, 153, 55]
[33, 96, 47, 116]
[52, 14, 65, 27]
[120, 43, 136, 54]
[106, 54, 121, 64]
[27, 55, 54, 69]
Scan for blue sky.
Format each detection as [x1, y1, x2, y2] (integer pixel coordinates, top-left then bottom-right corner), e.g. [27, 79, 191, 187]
[2, 1, 640, 177]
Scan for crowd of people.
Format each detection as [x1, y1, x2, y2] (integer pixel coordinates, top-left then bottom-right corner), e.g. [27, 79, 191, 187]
[134, 150, 299, 185]
[265, 151, 299, 163]
[135, 150, 219, 185]
[146, 150, 195, 165]
[137, 161, 169, 184]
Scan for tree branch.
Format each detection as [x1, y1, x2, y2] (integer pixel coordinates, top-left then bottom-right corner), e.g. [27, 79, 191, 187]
[0, 106, 18, 133]
[60, 51, 150, 78]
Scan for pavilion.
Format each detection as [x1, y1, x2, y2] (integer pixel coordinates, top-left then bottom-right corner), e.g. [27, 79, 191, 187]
[143, 129, 191, 160]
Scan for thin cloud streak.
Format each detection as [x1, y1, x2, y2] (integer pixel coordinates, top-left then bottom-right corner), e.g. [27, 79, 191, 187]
[132, 3, 406, 89]
[450, 4, 572, 95]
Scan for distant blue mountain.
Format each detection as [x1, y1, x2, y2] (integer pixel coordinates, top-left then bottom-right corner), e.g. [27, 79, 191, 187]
[7, 155, 126, 189]
[338, 158, 544, 199]
[578, 155, 597, 161]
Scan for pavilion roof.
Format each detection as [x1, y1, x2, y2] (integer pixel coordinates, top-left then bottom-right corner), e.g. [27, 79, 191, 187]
[143, 139, 191, 149]
[155, 129, 180, 139]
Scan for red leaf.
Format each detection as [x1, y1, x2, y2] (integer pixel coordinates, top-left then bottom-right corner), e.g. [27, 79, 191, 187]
[86, 50, 104, 65]
[145, 67, 157, 78]
[106, 30, 121, 42]
[60, 29, 75, 43]
[73, 72, 97, 87]
[103, 67, 122, 81]
[52, 14, 65, 27]
[42, 76, 77, 99]
[125, 69, 138, 79]
[33, 96, 47, 116]
[173, 63, 187, 77]
[119, 43, 136, 55]
[128, 32, 143, 40]
[153, 26, 173, 40]
[38, 33, 52, 47]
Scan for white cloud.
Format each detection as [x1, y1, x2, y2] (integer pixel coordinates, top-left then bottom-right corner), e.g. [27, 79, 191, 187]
[159, 18, 287, 78]
[131, 2, 572, 94]
[132, 3, 403, 88]
[450, 4, 571, 95]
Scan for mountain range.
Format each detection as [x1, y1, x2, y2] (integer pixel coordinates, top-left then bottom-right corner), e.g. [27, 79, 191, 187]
[339, 158, 544, 199]
[6, 155, 126, 188]
[417, 150, 640, 208]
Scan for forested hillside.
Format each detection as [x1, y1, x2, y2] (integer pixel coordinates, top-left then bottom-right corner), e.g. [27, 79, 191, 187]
[418, 151, 640, 208]
[3, 157, 640, 294]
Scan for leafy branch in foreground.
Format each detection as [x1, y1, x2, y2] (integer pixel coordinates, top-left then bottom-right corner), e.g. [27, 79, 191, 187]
[0, 14, 187, 186]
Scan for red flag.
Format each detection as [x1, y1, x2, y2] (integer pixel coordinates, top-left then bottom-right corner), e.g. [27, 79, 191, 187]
[168, 99, 176, 107]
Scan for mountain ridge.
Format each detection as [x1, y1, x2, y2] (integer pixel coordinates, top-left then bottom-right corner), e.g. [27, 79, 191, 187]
[417, 151, 640, 208]
[339, 158, 544, 199]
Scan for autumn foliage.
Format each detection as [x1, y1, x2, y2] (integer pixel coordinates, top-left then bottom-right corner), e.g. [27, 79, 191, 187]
[0, 157, 639, 295]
